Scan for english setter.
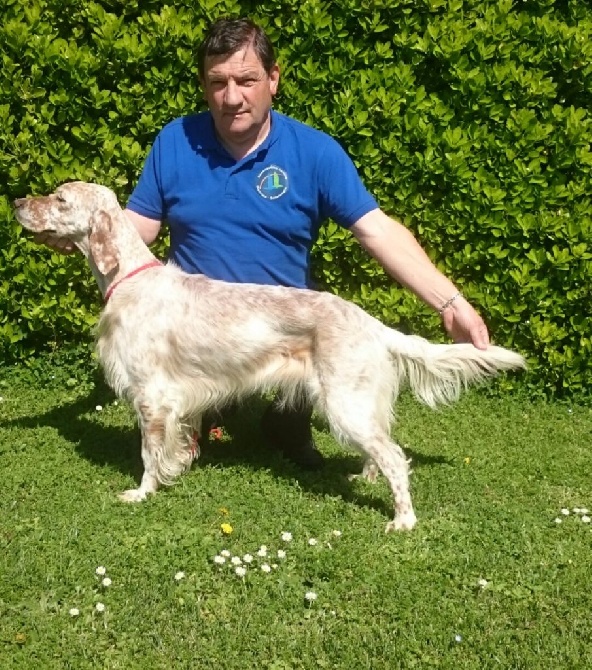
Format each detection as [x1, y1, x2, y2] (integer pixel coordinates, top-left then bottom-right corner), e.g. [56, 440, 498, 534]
[13, 182, 526, 531]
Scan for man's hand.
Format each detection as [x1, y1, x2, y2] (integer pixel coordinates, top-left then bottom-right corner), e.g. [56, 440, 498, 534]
[440, 296, 490, 350]
[33, 232, 76, 254]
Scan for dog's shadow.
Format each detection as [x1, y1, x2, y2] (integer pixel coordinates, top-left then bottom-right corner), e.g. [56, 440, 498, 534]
[3, 378, 450, 519]
[2, 371, 143, 480]
[192, 398, 450, 519]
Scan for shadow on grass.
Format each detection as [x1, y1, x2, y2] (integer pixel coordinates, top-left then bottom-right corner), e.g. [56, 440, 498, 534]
[1, 370, 143, 479]
[1, 377, 450, 519]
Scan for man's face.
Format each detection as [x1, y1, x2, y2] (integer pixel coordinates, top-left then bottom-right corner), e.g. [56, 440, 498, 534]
[202, 45, 280, 149]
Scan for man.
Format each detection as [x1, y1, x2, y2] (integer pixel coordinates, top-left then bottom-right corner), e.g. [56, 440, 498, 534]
[40, 17, 490, 469]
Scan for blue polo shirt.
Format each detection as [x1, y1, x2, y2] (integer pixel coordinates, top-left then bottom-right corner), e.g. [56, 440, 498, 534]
[127, 110, 378, 288]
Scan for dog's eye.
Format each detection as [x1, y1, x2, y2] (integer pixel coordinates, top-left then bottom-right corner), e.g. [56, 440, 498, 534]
[55, 195, 67, 203]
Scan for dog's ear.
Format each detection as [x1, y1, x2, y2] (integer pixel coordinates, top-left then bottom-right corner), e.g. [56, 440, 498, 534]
[89, 209, 119, 275]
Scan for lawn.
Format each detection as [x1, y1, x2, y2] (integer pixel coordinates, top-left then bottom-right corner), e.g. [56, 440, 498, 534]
[0, 362, 591, 669]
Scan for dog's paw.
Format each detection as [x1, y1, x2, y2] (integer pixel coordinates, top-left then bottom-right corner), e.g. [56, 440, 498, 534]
[347, 468, 379, 484]
[118, 488, 148, 503]
[385, 511, 417, 533]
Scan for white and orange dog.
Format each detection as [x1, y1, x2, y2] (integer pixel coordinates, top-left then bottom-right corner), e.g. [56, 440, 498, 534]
[14, 182, 525, 531]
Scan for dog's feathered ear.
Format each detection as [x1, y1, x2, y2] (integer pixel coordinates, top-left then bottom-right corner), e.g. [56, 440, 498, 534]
[89, 209, 119, 275]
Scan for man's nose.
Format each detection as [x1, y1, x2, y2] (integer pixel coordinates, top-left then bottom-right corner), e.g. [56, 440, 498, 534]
[223, 79, 242, 106]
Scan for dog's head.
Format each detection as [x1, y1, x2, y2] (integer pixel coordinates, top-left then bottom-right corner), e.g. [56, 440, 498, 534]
[13, 181, 120, 275]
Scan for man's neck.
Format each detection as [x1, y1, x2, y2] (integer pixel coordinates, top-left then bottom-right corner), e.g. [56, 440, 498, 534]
[217, 113, 272, 161]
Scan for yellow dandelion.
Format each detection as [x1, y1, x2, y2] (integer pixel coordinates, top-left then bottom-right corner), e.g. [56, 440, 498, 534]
[219, 507, 229, 516]
[464, 457, 471, 464]
[221, 523, 233, 535]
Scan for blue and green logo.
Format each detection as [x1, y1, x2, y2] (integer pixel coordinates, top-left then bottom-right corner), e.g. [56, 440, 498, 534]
[257, 165, 289, 200]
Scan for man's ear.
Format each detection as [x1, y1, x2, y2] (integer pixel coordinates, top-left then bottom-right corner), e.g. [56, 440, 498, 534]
[269, 63, 280, 97]
[89, 210, 118, 275]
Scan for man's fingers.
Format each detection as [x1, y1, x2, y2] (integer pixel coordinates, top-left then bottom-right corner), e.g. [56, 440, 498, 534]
[471, 323, 490, 350]
[32, 233, 75, 254]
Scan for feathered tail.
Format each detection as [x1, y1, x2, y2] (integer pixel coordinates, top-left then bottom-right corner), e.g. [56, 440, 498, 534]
[384, 330, 526, 408]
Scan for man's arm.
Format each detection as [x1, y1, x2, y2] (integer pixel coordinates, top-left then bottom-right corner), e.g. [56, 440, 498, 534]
[123, 209, 162, 245]
[350, 208, 490, 349]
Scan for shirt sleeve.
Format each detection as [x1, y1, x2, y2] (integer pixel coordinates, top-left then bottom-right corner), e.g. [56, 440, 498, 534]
[317, 136, 379, 228]
[126, 132, 165, 220]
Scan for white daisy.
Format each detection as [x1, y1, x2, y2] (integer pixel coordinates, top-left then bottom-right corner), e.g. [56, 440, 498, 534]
[332, 530, 342, 537]
[281, 532, 293, 542]
[220, 549, 231, 557]
[69, 608, 80, 617]
[243, 554, 254, 564]
[231, 556, 242, 565]
[95, 566, 106, 576]
[554, 518, 563, 524]
[102, 577, 112, 587]
[174, 571, 185, 581]
[261, 564, 272, 573]
[308, 538, 318, 546]
[304, 591, 318, 602]
[582, 516, 591, 523]
[477, 578, 488, 588]
[95, 405, 103, 412]
[235, 566, 247, 577]
[257, 546, 268, 557]
[561, 508, 570, 516]
[95, 602, 105, 613]
[213, 555, 226, 565]
[277, 549, 286, 559]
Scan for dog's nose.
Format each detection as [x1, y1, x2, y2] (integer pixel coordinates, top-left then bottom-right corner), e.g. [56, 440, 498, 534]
[13, 198, 27, 208]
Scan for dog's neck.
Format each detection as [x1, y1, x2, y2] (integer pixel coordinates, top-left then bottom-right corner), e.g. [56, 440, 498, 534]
[77, 208, 159, 299]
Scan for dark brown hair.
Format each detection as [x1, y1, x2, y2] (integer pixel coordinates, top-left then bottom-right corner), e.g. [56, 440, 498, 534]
[197, 17, 276, 79]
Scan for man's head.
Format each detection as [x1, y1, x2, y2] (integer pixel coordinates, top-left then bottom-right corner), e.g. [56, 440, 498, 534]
[197, 17, 277, 80]
[197, 17, 280, 153]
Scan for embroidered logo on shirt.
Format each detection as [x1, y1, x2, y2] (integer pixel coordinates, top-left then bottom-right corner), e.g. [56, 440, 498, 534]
[256, 165, 289, 200]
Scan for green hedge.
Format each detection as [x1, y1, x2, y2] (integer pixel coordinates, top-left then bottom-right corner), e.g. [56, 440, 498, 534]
[1, 0, 591, 400]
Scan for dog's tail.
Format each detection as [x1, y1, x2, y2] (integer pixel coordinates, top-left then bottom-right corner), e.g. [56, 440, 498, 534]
[384, 329, 526, 408]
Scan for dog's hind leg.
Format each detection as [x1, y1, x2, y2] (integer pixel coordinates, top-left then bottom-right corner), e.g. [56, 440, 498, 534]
[324, 396, 416, 532]
[354, 433, 416, 532]
[348, 458, 380, 483]
[368, 438, 416, 532]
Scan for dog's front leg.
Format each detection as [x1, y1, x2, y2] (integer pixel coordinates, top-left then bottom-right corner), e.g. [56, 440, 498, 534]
[119, 401, 196, 502]
[186, 415, 203, 462]
[119, 421, 161, 502]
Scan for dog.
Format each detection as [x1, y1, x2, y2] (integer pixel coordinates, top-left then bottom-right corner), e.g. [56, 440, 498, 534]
[13, 182, 526, 531]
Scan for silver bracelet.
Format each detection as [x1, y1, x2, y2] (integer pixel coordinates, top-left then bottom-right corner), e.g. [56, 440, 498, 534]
[437, 291, 462, 314]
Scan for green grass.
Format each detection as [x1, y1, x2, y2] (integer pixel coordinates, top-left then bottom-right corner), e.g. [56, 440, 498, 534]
[1, 364, 591, 669]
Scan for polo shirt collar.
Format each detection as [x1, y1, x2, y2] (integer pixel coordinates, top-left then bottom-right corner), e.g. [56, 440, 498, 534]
[204, 109, 281, 162]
